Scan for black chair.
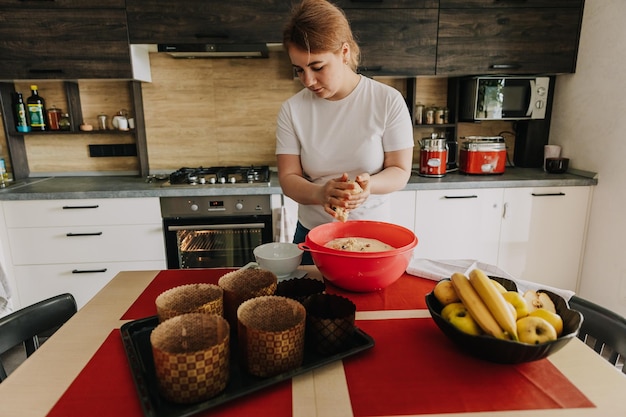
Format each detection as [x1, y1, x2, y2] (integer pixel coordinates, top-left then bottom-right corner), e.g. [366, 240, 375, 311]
[569, 295, 626, 374]
[0, 293, 77, 381]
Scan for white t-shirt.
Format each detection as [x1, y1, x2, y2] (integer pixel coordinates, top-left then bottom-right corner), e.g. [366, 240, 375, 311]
[276, 75, 414, 229]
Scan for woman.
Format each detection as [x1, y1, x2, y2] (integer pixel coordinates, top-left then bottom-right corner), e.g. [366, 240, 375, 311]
[276, 0, 414, 264]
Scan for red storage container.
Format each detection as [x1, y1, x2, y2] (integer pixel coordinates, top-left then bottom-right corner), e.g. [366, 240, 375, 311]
[459, 136, 507, 174]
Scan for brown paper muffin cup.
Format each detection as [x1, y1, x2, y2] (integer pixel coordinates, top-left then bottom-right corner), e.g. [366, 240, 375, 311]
[218, 268, 277, 329]
[237, 296, 306, 377]
[150, 313, 230, 404]
[275, 277, 326, 304]
[302, 293, 356, 355]
[155, 283, 223, 322]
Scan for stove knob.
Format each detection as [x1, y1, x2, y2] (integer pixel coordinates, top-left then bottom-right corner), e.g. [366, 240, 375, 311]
[209, 177, 216, 184]
[190, 203, 199, 211]
[235, 202, 244, 210]
[230, 176, 237, 184]
[219, 177, 226, 184]
[199, 177, 206, 184]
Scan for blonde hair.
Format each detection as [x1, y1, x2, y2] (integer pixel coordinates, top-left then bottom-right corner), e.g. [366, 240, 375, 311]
[283, 0, 360, 71]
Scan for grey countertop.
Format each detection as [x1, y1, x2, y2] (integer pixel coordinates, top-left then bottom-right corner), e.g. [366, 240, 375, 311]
[0, 167, 598, 201]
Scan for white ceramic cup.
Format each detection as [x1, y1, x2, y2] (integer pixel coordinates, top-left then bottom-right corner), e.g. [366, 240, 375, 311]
[544, 145, 562, 171]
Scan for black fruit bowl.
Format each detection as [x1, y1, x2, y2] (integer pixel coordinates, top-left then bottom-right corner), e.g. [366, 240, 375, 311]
[425, 276, 583, 364]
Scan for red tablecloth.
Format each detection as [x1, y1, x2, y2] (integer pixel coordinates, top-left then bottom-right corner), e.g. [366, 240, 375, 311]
[121, 269, 435, 320]
[48, 269, 594, 416]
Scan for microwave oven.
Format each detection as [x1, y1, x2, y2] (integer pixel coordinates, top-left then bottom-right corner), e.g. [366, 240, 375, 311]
[459, 76, 550, 121]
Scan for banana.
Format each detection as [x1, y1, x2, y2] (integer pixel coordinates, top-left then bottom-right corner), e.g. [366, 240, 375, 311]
[450, 272, 508, 340]
[469, 269, 519, 341]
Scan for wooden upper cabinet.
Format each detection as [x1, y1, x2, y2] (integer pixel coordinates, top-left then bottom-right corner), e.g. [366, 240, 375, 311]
[334, 0, 438, 8]
[346, 9, 438, 76]
[0, 6, 135, 80]
[126, 0, 292, 44]
[436, 5, 584, 76]
[0, 0, 125, 8]
[439, 0, 583, 8]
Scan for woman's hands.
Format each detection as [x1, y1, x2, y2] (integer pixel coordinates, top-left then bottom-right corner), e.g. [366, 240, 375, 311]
[322, 172, 370, 219]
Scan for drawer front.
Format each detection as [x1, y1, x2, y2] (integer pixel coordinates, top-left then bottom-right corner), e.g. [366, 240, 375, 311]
[3, 198, 162, 227]
[14, 260, 165, 310]
[8, 224, 165, 265]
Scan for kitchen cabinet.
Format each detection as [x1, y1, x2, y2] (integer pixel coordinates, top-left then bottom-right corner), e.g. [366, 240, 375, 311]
[126, 0, 292, 45]
[0, 0, 149, 81]
[498, 186, 591, 291]
[437, 0, 585, 76]
[413, 188, 504, 264]
[337, 5, 438, 76]
[1, 198, 166, 309]
[412, 185, 591, 292]
[390, 190, 417, 232]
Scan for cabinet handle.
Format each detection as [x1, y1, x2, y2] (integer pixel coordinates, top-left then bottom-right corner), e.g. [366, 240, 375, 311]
[443, 195, 478, 199]
[62, 205, 99, 209]
[72, 268, 108, 274]
[531, 192, 566, 197]
[66, 232, 103, 237]
[489, 64, 522, 70]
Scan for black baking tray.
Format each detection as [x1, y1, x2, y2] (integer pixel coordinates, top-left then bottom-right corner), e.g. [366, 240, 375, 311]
[120, 315, 375, 417]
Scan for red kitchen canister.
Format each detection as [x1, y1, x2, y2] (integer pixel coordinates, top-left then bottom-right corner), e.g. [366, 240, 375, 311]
[419, 134, 448, 178]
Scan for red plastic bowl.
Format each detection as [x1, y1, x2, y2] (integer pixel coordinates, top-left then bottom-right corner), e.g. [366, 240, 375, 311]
[298, 221, 418, 292]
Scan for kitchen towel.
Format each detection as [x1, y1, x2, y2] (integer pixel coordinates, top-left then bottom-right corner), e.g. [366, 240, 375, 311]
[406, 258, 575, 300]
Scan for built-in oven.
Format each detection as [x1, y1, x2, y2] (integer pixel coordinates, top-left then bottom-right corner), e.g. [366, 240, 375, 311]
[157, 166, 274, 269]
[161, 195, 272, 269]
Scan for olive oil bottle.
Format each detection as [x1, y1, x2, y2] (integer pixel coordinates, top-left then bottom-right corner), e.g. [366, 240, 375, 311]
[27, 85, 47, 131]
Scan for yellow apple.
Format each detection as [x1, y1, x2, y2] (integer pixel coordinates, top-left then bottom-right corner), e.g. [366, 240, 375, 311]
[447, 304, 482, 336]
[523, 290, 557, 313]
[490, 279, 508, 294]
[503, 291, 530, 319]
[529, 308, 564, 337]
[441, 302, 465, 321]
[433, 280, 460, 305]
[516, 316, 557, 345]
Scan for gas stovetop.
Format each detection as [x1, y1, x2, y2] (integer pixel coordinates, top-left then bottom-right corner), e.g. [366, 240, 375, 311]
[161, 165, 271, 187]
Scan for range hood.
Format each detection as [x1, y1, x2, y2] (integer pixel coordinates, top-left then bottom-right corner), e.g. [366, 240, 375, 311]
[157, 43, 269, 58]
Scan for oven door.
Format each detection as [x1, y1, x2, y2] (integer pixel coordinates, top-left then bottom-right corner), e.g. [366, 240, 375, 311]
[163, 215, 273, 269]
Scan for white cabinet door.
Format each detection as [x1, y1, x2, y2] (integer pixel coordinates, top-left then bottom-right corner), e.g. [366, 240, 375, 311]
[414, 188, 503, 264]
[389, 190, 417, 232]
[498, 186, 590, 291]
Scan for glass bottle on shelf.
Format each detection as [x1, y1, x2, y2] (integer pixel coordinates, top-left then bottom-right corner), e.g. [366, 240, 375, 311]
[13, 92, 30, 133]
[27, 85, 47, 131]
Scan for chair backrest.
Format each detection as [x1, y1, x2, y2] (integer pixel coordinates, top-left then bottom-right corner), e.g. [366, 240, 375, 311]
[568, 295, 626, 374]
[0, 293, 77, 381]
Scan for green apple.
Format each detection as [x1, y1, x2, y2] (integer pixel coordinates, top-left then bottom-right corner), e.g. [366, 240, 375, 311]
[503, 291, 530, 319]
[447, 304, 482, 336]
[516, 316, 557, 344]
[434, 280, 460, 305]
[529, 308, 563, 337]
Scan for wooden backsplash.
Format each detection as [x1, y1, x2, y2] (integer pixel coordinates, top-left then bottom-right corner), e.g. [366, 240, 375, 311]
[0, 50, 514, 176]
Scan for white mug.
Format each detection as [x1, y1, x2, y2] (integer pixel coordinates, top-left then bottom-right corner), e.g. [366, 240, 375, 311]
[544, 145, 561, 170]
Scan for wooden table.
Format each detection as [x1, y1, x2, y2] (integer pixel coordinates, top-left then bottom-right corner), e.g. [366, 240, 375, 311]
[1, 267, 625, 417]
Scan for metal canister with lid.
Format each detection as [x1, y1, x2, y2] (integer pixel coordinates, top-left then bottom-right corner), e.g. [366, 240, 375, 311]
[459, 136, 507, 174]
[418, 133, 448, 177]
